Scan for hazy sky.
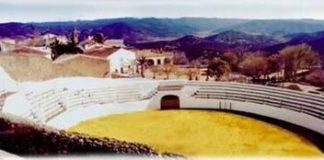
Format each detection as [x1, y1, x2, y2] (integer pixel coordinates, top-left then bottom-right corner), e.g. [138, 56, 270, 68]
[0, 0, 324, 23]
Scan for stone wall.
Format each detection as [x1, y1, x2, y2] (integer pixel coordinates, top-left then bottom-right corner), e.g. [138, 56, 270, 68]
[0, 54, 108, 81]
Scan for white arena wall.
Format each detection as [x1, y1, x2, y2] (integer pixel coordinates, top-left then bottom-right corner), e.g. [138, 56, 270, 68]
[1, 76, 324, 136]
[149, 81, 324, 135]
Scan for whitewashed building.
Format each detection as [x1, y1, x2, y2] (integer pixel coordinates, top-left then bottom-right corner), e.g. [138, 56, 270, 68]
[104, 39, 125, 48]
[0, 38, 16, 53]
[42, 33, 68, 46]
[136, 49, 173, 66]
[107, 48, 136, 74]
[84, 47, 136, 74]
[82, 38, 125, 50]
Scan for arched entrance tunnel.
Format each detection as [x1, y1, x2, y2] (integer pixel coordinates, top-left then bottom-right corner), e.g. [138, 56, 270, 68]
[160, 95, 180, 110]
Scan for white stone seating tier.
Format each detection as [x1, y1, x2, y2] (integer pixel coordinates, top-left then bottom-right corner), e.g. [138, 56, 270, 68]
[187, 82, 324, 120]
[63, 86, 142, 109]
[20, 85, 146, 123]
[141, 88, 158, 100]
[24, 89, 66, 122]
[2, 78, 324, 135]
[138, 82, 159, 100]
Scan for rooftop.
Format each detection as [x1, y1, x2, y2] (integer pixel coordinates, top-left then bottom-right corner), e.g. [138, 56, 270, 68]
[83, 47, 120, 58]
[10, 46, 47, 55]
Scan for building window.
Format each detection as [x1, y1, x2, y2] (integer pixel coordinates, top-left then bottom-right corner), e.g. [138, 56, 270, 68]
[147, 59, 154, 66]
[157, 59, 161, 65]
[120, 67, 124, 73]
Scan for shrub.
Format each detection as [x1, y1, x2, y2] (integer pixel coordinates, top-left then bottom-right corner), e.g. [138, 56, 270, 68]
[286, 84, 303, 91]
[0, 116, 158, 156]
[305, 69, 324, 88]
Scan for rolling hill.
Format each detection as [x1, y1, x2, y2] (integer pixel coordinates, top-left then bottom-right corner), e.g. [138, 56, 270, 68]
[263, 31, 324, 55]
[1, 18, 324, 43]
[222, 19, 324, 36]
[134, 31, 283, 60]
[1, 18, 324, 59]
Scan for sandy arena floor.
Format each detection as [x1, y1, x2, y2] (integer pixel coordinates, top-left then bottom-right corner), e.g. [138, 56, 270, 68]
[68, 110, 322, 156]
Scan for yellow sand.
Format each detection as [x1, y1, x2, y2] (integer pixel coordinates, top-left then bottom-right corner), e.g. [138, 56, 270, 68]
[68, 110, 322, 156]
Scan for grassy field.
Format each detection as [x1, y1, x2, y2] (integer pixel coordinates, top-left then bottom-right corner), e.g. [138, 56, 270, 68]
[68, 110, 322, 157]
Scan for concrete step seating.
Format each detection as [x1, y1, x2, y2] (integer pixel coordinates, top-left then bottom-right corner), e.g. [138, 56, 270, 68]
[194, 89, 324, 112]
[199, 84, 324, 105]
[21, 112, 39, 122]
[194, 91, 324, 119]
[21, 85, 143, 122]
[188, 82, 324, 103]
[63, 87, 141, 108]
[189, 82, 324, 120]
[141, 88, 158, 100]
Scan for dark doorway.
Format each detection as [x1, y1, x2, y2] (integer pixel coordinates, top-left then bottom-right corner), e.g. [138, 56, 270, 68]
[161, 95, 180, 110]
[147, 59, 154, 66]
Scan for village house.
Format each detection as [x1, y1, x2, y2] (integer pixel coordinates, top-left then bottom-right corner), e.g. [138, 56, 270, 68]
[135, 49, 174, 66]
[103, 39, 126, 48]
[84, 47, 137, 75]
[82, 37, 125, 50]
[0, 38, 16, 53]
[42, 33, 69, 46]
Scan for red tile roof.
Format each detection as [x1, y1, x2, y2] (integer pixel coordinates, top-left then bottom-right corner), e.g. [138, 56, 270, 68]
[11, 47, 47, 55]
[83, 47, 120, 58]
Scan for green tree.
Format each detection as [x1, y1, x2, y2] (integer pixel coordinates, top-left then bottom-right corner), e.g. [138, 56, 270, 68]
[266, 54, 284, 81]
[149, 65, 160, 79]
[207, 58, 231, 81]
[279, 44, 320, 81]
[305, 69, 324, 89]
[204, 68, 212, 81]
[221, 52, 239, 71]
[137, 56, 147, 78]
[161, 64, 175, 80]
[238, 54, 268, 80]
[49, 38, 83, 60]
[185, 68, 200, 81]
[93, 33, 105, 44]
[175, 68, 185, 79]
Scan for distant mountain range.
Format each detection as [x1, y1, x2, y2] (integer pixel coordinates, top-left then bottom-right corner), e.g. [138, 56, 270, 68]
[135, 30, 324, 60]
[133, 30, 283, 60]
[1, 18, 324, 41]
[264, 31, 324, 54]
[1, 18, 324, 59]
